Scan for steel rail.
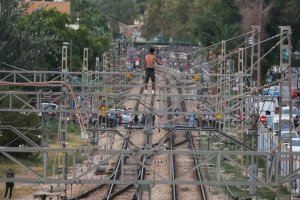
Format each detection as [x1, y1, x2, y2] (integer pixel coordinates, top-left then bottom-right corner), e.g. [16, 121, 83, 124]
[188, 131, 209, 200]
[104, 87, 146, 200]
[178, 79, 208, 200]
[166, 79, 178, 200]
[69, 87, 144, 200]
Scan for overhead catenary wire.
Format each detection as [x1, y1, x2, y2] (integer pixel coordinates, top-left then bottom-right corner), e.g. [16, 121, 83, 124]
[190, 32, 282, 74]
[0, 61, 27, 72]
[178, 32, 286, 120]
[0, 22, 296, 196]
[187, 30, 254, 56]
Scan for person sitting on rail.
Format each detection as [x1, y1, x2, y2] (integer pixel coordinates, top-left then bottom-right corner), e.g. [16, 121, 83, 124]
[144, 47, 157, 94]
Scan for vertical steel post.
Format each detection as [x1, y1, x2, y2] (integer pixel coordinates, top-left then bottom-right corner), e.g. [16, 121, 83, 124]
[59, 44, 69, 197]
[62, 46, 68, 71]
[217, 153, 221, 182]
[238, 48, 245, 165]
[73, 153, 76, 178]
[279, 26, 292, 192]
[41, 95, 49, 181]
[96, 57, 100, 72]
[251, 25, 261, 87]
[83, 48, 89, 71]
[238, 48, 245, 128]
[81, 48, 90, 139]
[219, 41, 226, 130]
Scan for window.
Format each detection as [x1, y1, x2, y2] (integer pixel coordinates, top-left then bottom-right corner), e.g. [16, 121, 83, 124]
[292, 140, 300, 146]
[273, 121, 293, 131]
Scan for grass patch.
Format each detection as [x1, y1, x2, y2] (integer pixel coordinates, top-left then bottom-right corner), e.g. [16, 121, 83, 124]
[67, 123, 80, 134]
[44, 150, 86, 176]
[0, 146, 85, 179]
[223, 162, 235, 173]
[226, 186, 278, 200]
[47, 118, 59, 139]
[0, 156, 41, 177]
[257, 187, 277, 200]
[278, 185, 290, 195]
[46, 118, 82, 147]
[0, 183, 37, 199]
[67, 124, 83, 147]
[227, 186, 249, 199]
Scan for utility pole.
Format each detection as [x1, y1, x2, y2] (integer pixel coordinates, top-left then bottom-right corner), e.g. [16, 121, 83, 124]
[60, 43, 69, 197]
[238, 48, 245, 130]
[238, 47, 246, 174]
[82, 48, 90, 139]
[62, 44, 68, 71]
[250, 25, 261, 158]
[251, 25, 261, 88]
[95, 57, 100, 72]
[217, 41, 226, 130]
[83, 48, 89, 71]
[278, 26, 292, 200]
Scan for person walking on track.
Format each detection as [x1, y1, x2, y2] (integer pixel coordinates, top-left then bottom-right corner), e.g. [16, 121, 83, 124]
[144, 47, 157, 94]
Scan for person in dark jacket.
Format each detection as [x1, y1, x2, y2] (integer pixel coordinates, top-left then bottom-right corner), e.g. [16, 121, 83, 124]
[4, 169, 14, 199]
[134, 114, 139, 125]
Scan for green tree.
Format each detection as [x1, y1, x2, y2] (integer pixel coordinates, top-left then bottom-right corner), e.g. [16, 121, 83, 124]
[0, 0, 34, 69]
[267, 0, 300, 51]
[18, 9, 71, 70]
[94, 0, 137, 24]
[142, 0, 164, 40]
[164, 0, 194, 42]
[0, 0, 111, 71]
[142, 0, 240, 45]
[193, 0, 241, 45]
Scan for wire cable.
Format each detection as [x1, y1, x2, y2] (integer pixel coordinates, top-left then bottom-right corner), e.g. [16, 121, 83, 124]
[0, 61, 27, 72]
[187, 31, 254, 56]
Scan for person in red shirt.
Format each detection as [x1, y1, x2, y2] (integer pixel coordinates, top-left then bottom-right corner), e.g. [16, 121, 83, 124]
[144, 47, 157, 94]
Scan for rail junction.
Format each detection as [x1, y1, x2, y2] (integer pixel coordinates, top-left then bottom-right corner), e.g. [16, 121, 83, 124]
[0, 25, 299, 200]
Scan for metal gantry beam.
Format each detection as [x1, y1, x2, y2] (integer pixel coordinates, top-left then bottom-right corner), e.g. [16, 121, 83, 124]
[0, 147, 298, 186]
[0, 27, 298, 199]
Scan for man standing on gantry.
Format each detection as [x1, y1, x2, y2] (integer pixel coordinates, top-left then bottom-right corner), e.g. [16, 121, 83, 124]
[144, 47, 157, 94]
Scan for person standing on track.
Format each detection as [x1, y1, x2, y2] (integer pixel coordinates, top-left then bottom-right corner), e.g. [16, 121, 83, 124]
[4, 169, 14, 199]
[144, 47, 157, 94]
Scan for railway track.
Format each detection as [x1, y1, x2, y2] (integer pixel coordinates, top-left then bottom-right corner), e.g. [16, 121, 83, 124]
[105, 88, 155, 200]
[70, 69, 209, 200]
[178, 83, 208, 200]
[166, 77, 178, 200]
[166, 74, 209, 200]
[69, 88, 144, 200]
[99, 88, 155, 200]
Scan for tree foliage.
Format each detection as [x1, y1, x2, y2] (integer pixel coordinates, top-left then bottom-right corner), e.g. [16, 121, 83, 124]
[0, 0, 33, 68]
[192, 0, 241, 45]
[142, 0, 241, 45]
[267, 0, 300, 51]
[0, 0, 111, 71]
[235, 0, 273, 38]
[94, 0, 137, 24]
[0, 1, 112, 150]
